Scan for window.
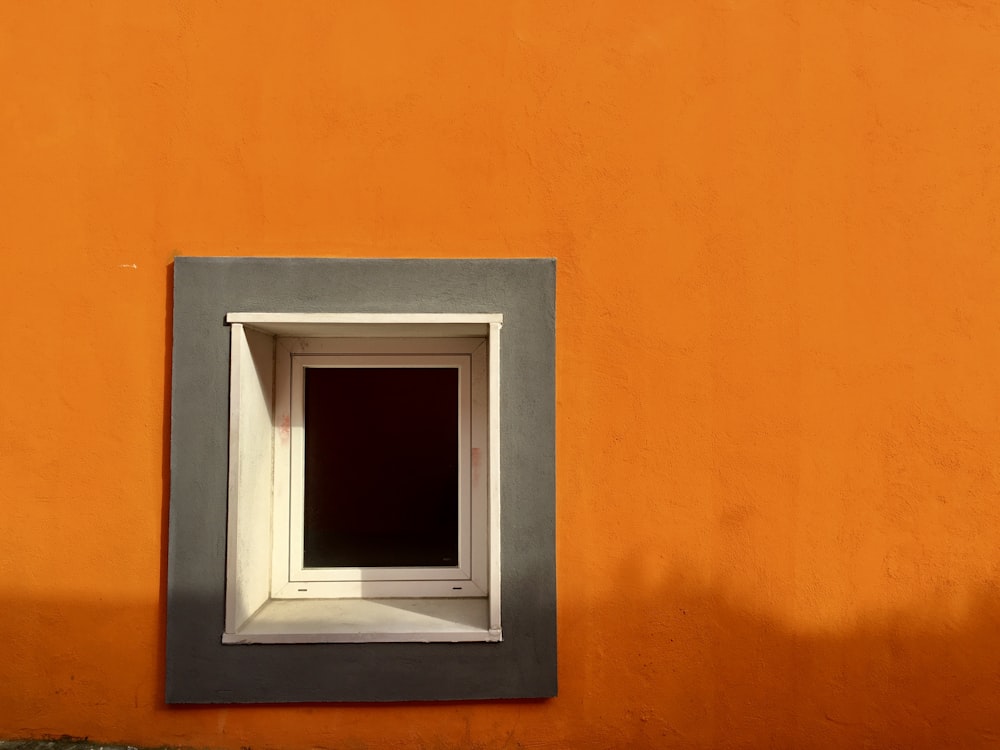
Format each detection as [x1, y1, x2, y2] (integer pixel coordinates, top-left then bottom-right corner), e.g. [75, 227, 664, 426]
[167, 257, 555, 703]
[224, 314, 501, 643]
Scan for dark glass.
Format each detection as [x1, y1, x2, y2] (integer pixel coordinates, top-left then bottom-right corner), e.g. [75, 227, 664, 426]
[303, 367, 459, 568]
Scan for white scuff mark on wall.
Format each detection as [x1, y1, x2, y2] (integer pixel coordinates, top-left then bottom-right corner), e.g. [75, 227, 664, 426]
[118, 263, 138, 269]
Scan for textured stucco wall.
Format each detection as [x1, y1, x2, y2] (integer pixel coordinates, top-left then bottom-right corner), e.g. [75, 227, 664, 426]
[1, 1, 999, 748]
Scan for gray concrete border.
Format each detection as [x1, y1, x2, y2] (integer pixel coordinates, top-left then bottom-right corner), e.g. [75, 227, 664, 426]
[166, 257, 556, 702]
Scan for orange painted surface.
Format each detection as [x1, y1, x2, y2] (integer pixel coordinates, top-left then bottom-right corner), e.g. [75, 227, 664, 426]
[2, 1, 999, 747]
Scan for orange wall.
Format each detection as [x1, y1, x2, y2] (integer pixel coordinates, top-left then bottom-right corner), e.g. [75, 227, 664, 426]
[2, 1, 999, 747]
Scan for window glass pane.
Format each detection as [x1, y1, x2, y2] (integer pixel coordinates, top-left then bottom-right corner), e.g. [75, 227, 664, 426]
[303, 367, 460, 568]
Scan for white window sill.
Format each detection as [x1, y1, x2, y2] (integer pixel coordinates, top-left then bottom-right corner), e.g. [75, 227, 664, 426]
[222, 598, 502, 644]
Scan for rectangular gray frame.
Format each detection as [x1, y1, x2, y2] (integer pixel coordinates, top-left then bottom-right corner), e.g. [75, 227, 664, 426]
[166, 257, 556, 703]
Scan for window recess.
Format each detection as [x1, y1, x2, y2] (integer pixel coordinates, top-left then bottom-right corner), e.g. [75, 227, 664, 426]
[224, 313, 501, 644]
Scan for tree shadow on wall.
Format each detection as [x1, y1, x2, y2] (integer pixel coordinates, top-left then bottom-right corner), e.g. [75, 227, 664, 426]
[3, 574, 997, 749]
[557, 562, 1000, 749]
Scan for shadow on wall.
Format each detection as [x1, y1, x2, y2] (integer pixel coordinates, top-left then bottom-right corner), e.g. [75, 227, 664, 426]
[559, 565, 1000, 749]
[2, 576, 998, 748]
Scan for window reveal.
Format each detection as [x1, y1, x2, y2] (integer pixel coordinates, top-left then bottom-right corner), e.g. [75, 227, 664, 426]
[222, 315, 499, 643]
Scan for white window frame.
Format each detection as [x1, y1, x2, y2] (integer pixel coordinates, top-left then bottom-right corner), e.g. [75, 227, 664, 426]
[275, 343, 487, 598]
[223, 313, 502, 644]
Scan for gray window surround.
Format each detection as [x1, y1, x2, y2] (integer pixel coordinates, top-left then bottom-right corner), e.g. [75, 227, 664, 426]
[166, 257, 556, 703]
